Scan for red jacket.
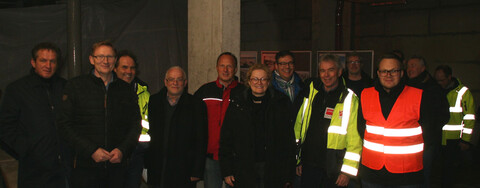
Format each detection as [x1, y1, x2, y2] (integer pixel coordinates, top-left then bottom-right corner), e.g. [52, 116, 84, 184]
[361, 86, 424, 173]
[194, 79, 245, 160]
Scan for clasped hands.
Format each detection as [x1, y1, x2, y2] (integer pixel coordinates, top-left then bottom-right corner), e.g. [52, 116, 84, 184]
[91, 148, 123, 163]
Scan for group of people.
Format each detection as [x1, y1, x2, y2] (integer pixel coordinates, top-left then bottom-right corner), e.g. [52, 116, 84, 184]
[0, 41, 476, 188]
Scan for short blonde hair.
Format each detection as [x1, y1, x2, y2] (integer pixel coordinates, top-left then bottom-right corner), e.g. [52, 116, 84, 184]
[246, 63, 271, 87]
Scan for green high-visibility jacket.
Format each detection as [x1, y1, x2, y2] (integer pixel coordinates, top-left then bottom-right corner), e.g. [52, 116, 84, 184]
[294, 81, 363, 176]
[137, 83, 150, 138]
[442, 78, 476, 145]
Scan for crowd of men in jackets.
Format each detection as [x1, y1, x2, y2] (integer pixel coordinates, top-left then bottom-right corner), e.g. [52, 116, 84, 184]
[0, 41, 476, 188]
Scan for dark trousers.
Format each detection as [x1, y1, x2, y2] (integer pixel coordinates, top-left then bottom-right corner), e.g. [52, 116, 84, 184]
[254, 162, 265, 188]
[423, 145, 439, 188]
[125, 142, 149, 188]
[300, 164, 337, 188]
[441, 139, 471, 188]
[70, 165, 127, 188]
[362, 180, 422, 188]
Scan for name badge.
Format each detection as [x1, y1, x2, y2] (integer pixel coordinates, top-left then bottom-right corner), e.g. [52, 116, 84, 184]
[324, 107, 334, 119]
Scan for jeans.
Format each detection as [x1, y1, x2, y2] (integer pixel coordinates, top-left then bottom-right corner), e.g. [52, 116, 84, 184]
[204, 157, 225, 188]
[125, 142, 149, 188]
[362, 180, 422, 188]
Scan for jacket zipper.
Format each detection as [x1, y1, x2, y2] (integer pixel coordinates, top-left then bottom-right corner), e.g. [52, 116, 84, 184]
[46, 86, 64, 167]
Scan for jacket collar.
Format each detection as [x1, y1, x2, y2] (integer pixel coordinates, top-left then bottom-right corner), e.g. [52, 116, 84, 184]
[215, 78, 238, 89]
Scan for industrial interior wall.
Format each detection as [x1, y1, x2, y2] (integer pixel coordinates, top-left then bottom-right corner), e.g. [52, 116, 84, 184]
[0, 0, 187, 94]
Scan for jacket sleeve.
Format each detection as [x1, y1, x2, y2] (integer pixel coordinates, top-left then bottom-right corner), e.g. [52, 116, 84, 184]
[56, 81, 99, 158]
[342, 94, 362, 177]
[460, 89, 476, 143]
[116, 89, 142, 157]
[191, 98, 208, 178]
[0, 84, 26, 159]
[219, 105, 235, 178]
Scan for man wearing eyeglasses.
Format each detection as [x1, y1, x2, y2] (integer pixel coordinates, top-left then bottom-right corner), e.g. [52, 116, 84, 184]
[359, 53, 434, 188]
[145, 66, 207, 188]
[294, 54, 362, 188]
[271, 50, 305, 102]
[342, 53, 372, 96]
[57, 40, 141, 187]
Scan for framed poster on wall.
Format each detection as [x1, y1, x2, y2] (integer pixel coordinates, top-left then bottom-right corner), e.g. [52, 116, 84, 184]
[259, 51, 312, 81]
[317, 50, 375, 78]
[240, 51, 258, 83]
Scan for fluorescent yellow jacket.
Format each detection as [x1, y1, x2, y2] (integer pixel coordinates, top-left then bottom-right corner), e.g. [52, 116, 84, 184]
[294, 81, 362, 176]
[442, 78, 476, 145]
[137, 83, 151, 142]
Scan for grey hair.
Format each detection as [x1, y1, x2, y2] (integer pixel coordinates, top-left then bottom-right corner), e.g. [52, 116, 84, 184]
[165, 66, 187, 80]
[319, 53, 343, 69]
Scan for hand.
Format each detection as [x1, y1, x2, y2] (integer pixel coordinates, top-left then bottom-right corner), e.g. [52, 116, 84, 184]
[335, 173, 350, 187]
[283, 182, 292, 188]
[459, 142, 470, 151]
[190, 177, 200, 182]
[109, 148, 123, 163]
[224, 175, 235, 187]
[296, 165, 302, 176]
[91, 148, 112, 163]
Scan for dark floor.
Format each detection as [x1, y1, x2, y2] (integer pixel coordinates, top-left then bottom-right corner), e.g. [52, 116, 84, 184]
[1, 148, 479, 188]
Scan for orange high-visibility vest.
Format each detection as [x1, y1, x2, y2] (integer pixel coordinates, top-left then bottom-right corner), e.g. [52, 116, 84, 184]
[361, 86, 424, 173]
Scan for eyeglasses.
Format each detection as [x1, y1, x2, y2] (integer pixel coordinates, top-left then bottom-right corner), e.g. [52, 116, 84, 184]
[277, 61, 294, 66]
[348, 61, 361, 64]
[250, 77, 269, 84]
[166, 78, 185, 83]
[378, 69, 402, 76]
[93, 55, 116, 61]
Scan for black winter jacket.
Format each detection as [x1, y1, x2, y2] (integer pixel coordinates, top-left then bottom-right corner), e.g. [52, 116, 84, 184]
[0, 72, 67, 188]
[57, 73, 141, 168]
[219, 88, 296, 188]
[145, 88, 207, 187]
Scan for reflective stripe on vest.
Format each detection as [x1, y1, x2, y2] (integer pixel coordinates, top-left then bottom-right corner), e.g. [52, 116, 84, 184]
[139, 119, 151, 142]
[366, 125, 422, 137]
[361, 86, 423, 173]
[327, 89, 354, 135]
[464, 114, 475, 120]
[139, 134, 151, 142]
[363, 140, 423, 154]
[463, 128, 473, 134]
[443, 87, 472, 133]
[449, 87, 468, 113]
[344, 152, 360, 162]
[341, 165, 358, 176]
[443, 124, 463, 131]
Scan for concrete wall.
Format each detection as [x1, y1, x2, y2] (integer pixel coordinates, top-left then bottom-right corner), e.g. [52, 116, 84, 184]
[353, 0, 480, 108]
